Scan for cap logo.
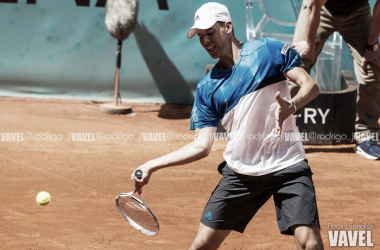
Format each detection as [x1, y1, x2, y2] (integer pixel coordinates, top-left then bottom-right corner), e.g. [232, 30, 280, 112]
[195, 15, 200, 20]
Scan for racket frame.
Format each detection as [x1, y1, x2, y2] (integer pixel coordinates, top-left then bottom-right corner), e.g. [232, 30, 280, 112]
[115, 191, 159, 236]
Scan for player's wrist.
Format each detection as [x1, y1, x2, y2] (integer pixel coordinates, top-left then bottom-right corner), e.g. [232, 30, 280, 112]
[290, 100, 297, 114]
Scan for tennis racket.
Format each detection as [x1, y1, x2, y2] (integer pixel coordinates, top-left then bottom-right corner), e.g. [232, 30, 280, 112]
[115, 170, 159, 236]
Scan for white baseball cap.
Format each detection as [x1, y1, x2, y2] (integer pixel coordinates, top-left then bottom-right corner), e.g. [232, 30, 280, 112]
[187, 2, 231, 39]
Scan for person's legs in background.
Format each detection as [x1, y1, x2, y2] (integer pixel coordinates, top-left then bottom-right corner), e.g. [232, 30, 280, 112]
[290, 2, 336, 96]
[339, 4, 380, 160]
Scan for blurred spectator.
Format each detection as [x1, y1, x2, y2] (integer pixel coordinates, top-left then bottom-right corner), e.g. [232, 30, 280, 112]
[292, 0, 380, 160]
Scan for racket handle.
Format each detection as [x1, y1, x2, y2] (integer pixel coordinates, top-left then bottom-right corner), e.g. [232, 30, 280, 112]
[134, 170, 150, 209]
[134, 170, 143, 194]
[135, 169, 143, 180]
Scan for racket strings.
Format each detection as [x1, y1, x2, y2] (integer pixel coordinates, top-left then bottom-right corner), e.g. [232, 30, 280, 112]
[117, 196, 159, 234]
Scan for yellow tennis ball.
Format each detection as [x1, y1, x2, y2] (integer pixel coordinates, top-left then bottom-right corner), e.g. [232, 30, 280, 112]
[36, 191, 51, 206]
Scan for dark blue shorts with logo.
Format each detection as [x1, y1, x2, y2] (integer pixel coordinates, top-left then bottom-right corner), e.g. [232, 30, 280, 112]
[200, 160, 320, 235]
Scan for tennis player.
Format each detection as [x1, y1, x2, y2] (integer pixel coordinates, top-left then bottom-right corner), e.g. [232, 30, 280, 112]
[132, 2, 324, 249]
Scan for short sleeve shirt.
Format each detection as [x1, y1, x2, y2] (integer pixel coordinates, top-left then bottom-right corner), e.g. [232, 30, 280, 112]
[190, 37, 306, 176]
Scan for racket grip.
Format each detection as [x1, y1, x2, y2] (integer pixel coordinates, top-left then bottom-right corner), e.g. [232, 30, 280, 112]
[135, 169, 143, 180]
[134, 170, 143, 194]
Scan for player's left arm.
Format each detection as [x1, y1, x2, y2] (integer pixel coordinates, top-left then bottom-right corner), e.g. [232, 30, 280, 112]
[131, 126, 217, 189]
[275, 67, 319, 135]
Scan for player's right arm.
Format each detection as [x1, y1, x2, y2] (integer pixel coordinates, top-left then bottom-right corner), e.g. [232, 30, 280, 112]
[292, 0, 326, 63]
[275, 67, 320, 135]
[131, 126, 217, 189]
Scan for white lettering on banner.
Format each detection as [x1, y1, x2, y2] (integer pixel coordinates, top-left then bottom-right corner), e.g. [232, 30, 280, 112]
[304, 108, 317, 124]
[303, 108, 330, 124]
[318, 108, 330, 124]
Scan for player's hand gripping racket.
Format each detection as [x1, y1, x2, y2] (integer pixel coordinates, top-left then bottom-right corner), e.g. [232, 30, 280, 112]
[116, 170, 159, 236]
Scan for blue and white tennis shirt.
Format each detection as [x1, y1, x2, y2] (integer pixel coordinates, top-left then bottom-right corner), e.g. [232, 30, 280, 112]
[190, 38, 306, 176]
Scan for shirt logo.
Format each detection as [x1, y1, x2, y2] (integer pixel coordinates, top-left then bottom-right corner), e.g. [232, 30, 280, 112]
[232, 77, 242, 86]
[281, 44, 290, 55]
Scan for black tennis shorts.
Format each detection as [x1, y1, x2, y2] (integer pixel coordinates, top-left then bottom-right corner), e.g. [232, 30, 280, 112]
[200, 160, 320, 235]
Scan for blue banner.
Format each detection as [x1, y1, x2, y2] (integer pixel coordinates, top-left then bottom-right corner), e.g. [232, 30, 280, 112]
[0, 0, 359, 104]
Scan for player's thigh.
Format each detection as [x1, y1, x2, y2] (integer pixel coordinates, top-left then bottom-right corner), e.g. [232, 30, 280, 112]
[189, 223, 231, 250]
[202, 162, 272, 233]
[272, 161, 320, 235]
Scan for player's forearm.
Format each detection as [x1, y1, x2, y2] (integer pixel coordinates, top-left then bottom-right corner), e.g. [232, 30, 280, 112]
[143, 140, 213, 172]
[368, 0, 380, 45]
[292, 78, 319, 111]
[285, 67, 320, 110]
[141, 127, 217, 173]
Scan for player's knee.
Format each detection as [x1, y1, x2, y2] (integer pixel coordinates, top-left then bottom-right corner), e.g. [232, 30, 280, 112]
[188, 242, 201, 250]
[303, 239, 321, 250]
[189, 224, 229, 250]
[189, 239, 217, 250]
[188, 235, 220, 250]
[296, 237, 322, 250]
[293, 226, 323, 250]
[189, 244, 207, 250]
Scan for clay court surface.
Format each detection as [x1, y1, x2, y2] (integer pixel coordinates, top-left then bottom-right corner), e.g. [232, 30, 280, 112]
[0, 97, 379, 250]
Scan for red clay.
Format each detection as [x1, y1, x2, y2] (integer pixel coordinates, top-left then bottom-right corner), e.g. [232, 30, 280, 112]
[0, 97, 378, 249]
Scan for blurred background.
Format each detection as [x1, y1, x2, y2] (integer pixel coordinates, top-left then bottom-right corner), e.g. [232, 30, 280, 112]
[0, 0, 377, 104]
